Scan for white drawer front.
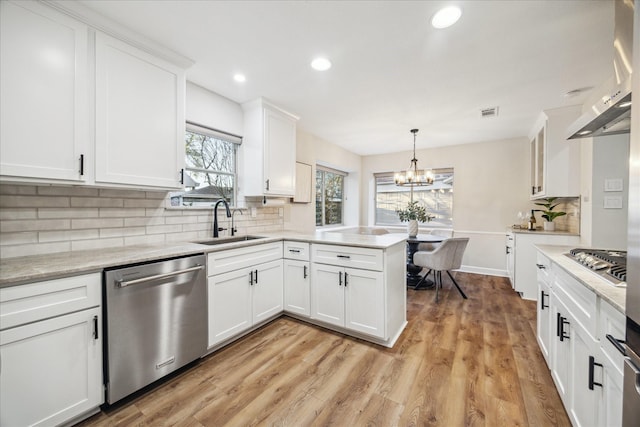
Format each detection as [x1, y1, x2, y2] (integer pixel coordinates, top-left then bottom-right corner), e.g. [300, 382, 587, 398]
[599, 299, 626, 370]
[311, 244, 383, 271]
[207, 242, 283, 276]
[536, 251, 552, 284]
[283, 241, 310, 261]
[0, 273, 101, 330]
[552, 266, 597, 338]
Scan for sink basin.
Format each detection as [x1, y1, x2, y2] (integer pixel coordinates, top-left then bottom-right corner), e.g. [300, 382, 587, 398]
[194, 235, 266, 246]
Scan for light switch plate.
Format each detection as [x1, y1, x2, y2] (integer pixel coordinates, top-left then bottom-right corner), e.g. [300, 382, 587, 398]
[603, 196, 623, 209]
[604, 178, 623, 192]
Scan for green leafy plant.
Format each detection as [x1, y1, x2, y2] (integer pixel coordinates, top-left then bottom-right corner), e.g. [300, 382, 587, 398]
[534, 197, 567, 222]
[396, 201, 434, 223]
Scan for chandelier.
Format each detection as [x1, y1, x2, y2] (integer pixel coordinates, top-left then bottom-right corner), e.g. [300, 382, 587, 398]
[394, 129, 434, 187]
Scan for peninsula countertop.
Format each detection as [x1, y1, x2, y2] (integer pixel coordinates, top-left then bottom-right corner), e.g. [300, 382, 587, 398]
[0, 231, 407, 287]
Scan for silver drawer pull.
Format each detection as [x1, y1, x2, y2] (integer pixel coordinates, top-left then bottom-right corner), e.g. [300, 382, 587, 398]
[117, 265, 204, 287]
[155, 356, 175, 369]
[337, 255, 351, 259]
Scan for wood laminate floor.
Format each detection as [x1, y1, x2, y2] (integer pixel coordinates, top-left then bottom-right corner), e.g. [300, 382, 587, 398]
[78, 272, 570, 427]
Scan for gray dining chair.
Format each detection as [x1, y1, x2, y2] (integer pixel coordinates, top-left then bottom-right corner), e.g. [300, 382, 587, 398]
[413, 237, 469, 302]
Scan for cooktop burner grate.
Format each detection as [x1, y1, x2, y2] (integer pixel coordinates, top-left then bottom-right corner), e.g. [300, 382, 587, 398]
[608, 265, 627, 282]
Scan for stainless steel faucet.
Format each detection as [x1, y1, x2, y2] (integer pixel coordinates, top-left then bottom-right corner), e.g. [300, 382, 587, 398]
[213, 199, 231, 237]
[231, 209, 243, 236]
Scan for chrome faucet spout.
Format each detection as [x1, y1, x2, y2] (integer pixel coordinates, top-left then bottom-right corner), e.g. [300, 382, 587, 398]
[213, 200, 232, 238]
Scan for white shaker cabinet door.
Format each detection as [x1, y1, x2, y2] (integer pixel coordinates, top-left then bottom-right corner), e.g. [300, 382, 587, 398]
[263, 106, 296, 196]
[0, 0, 88, 182]
[311, 263, 345, 327]
[95, 32, 185, 189]
[283, 259, 311, 317]
[252, 260, 284, 324]
[344, 268, 385, 339]
[0, 307, 102, 427]
[207, 268, 252, 347]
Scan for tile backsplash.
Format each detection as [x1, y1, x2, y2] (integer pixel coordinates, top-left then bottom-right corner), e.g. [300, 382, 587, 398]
[0, 184, 284, 259]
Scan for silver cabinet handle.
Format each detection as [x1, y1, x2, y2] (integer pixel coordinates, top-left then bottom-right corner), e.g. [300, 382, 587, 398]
[117, 265, 203, 287]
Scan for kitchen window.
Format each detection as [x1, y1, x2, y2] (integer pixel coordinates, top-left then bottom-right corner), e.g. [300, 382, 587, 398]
[172, 122, 241, 207]
[375, 168, 454, 228]
[316, 166, 346, 227]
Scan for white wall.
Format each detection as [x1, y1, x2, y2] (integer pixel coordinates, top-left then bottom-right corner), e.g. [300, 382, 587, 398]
[361, 137, 531, 276]
[285, 130, 362, 233]
[590, 134, 630, 249]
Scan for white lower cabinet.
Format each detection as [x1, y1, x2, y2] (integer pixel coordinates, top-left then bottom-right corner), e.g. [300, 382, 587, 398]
[283, 259, 311, 317]
[207, 243, 283, 348]
[0, 274, 103, 427]
[536, 248, 624, 427]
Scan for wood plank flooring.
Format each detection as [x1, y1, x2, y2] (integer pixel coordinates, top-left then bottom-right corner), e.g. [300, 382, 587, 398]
[77, 272, 570, 427]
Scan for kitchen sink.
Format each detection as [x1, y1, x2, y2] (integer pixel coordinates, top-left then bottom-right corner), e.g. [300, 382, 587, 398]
[194, 235, 266, 245]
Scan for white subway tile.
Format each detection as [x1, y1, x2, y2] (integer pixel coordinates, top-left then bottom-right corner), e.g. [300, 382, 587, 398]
[99, 227, 145, 238]
[70, 197, 124, 208]
[124, 217, 165, 227]
[0, 232, 38, 245]
[145, 191, 170, 199]
[38, 208, 98, 219]
[39, 229, 99, 243]
[99, 188, 147, 199]
[1, 219, 70, 233]
[0, 209, 37, 220]
[0, 184, 37, 195]
[38, 186, 99, 197]
[182, 222, 210, 232]
[124, 234, 165, 246]
[71, 237, 123, 251]
[165, 231, 199, 242]
[99, 208, 146, 218]
[72, 218, 123, 229]
[0, 195, 70, 208]
[0, 242, 72, 259]
[146, 224, 182, 235]
[123, 199, 164, 208]
[165, 216, 198, 225]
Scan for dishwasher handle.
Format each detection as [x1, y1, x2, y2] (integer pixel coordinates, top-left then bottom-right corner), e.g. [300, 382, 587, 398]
[117, 265, 204, 288]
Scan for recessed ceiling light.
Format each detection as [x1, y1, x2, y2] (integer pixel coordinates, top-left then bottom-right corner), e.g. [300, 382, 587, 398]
[233, 73, 246, 83]
[311, 57, 332, 71]
[431, 6, 462, 29]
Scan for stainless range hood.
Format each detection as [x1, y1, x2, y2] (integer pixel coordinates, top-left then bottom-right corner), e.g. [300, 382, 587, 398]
[567, 0, 634, 140]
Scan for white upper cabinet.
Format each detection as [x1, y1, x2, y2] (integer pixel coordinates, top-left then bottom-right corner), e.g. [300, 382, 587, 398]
[95, 32, 185, 189]
[0, 0, 88, 183]
[241, 98, 299, 197]
[529, 105, 582, 199]
[0, 1, 187, 190]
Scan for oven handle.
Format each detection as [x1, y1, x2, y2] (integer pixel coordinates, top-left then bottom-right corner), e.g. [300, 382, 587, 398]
[117, 265, 204, 288]
[606, 334, 627, 356]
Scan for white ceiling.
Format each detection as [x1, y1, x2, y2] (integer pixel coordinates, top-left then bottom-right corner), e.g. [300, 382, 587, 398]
[75, 0, 615, 156]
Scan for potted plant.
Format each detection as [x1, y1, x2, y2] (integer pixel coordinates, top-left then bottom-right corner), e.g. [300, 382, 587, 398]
[396, 201, 434, 237]
[534, 197, 566, 231]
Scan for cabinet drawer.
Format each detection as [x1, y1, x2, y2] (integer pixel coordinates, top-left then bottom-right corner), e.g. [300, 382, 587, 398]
[536, 251, 552, 284]
[207, 242, 283, 276]
[283, 241, 310, 261]
[599, 299, 626, 370]
[552, 266, 597, 338]
[311, 244, 383, 271]
[0, 273, 101, 330]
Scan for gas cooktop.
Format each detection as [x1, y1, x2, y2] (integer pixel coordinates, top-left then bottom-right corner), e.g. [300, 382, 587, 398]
[565, 248, 627, 286]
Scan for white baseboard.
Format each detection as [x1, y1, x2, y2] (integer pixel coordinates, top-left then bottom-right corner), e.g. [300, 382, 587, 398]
[457, 265, 509, 277]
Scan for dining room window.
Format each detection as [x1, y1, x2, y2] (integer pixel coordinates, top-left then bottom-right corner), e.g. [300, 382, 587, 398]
[316, 166, 346, 227]
[374, 168, 454, 227]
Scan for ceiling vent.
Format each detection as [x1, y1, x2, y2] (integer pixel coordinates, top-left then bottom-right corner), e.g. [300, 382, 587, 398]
[480, 106, 499, 118]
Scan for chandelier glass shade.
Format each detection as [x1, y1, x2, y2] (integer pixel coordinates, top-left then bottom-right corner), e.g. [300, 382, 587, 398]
[394, 129, 434, 186]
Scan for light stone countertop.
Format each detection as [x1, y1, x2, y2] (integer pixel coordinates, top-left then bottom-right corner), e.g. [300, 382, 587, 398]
[508, 227, 580, 237]
[0, 231, 407, 287]
[535, 244, 626, 313]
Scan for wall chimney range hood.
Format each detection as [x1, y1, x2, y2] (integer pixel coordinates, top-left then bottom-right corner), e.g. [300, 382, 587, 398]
[567, 0, 634, 140]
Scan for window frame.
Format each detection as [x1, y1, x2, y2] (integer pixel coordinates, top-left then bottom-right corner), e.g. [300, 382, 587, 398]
[171, 122, 241, 208]
[374, 168, 454, 228]
[316, 165, 347, 228]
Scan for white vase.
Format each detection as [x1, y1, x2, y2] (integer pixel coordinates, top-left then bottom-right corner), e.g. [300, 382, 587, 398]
[543, 221, 555, 231]
[407, 220, 419, 237]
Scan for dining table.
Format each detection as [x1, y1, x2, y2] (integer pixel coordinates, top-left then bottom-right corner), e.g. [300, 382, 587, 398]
[406, 234, 444, 289]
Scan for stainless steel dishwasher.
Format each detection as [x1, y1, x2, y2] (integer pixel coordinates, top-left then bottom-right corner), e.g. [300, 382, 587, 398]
[103, 254, 207, 404]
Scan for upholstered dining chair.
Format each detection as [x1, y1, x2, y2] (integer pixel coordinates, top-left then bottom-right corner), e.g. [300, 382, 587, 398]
[413, 237, 469, 302]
